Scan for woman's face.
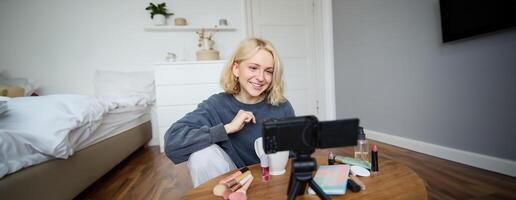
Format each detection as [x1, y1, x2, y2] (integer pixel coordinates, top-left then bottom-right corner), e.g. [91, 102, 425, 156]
[233, 49, 274, 101]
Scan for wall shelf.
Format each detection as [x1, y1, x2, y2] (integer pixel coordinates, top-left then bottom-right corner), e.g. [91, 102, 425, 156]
[144, 26, 236, 32]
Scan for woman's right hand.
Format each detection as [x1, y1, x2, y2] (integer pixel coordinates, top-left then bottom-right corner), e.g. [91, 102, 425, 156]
[224, 110, 256, 134]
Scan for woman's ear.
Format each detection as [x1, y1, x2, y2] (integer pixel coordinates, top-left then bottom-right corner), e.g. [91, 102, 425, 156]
[232, 63, 239, 77]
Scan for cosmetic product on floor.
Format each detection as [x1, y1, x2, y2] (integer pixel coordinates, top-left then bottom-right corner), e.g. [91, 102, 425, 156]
[223, 174, 253, 200]
[334, 155, 371, 169]
[213, 171, 252, 196]
[259, 154, 270, 182]
[328, 152, 335, 165]
[371, 144, 379, 175]
[219, 167, 249, 184]
[228, 176, 254, 200]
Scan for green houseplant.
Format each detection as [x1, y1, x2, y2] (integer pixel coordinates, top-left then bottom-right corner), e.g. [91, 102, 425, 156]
[145, 2, 173, 25]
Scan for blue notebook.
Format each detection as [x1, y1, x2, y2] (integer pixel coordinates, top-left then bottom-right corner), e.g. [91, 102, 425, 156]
[308, 165, 350, 195]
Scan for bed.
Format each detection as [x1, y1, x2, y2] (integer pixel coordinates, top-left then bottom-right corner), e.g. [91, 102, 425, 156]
[0, 70, 156, 199]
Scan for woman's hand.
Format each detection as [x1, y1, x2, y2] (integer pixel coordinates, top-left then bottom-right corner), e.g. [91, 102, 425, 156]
[224, 110, 256, 134]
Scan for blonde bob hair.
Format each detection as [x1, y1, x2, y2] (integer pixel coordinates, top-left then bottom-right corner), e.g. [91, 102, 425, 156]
[220, 38, 285, 106]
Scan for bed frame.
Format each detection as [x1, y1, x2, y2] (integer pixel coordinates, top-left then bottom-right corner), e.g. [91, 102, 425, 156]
[0, 121, 152, 200]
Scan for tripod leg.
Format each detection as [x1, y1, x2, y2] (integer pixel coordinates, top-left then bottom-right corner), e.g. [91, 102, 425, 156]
[308, 179, 331, 200]
[288, 178, 301, 200]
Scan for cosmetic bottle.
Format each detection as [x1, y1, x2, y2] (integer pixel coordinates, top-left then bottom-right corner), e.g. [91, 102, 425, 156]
[354, 127, 370, 163]
[260, 154, 270, 182]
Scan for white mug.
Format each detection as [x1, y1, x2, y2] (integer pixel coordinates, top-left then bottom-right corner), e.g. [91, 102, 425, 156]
[254, 137, 289, 175]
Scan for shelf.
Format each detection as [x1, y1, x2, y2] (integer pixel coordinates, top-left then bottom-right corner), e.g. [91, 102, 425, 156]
[154, 60, 227, 65]
[144, 26, 236, 32]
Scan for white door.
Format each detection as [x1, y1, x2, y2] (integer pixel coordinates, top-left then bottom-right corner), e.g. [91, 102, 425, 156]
[249, 0, 319, 117]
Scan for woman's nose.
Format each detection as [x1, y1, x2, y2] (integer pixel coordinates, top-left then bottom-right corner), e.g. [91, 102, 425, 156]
[256, 71, 265, 81]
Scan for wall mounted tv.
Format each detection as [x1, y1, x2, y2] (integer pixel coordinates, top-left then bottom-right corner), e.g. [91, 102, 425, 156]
[439, 0, 516, 43]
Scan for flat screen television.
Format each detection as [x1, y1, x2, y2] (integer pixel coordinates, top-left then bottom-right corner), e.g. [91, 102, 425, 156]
[439, 0, 516, 42]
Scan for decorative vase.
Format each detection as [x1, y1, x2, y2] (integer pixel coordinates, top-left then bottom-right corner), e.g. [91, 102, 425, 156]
[152, 14, 166, 26]
[203, 38, 216, 50]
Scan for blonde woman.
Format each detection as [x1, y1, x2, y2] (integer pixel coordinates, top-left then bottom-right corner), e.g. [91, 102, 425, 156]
[164, 38, 295, 187]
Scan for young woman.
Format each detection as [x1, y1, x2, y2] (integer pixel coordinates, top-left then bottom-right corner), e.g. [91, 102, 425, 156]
[164, 38, 295, 187]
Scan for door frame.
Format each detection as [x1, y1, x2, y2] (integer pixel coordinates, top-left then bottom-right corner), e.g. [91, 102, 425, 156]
[242, 0, 336, 120]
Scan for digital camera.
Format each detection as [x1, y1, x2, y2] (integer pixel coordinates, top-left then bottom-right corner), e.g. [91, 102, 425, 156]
[262, 115, 359, 154]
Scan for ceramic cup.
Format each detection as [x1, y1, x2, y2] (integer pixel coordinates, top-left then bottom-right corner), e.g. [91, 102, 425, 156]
[254, 137, 289, 175]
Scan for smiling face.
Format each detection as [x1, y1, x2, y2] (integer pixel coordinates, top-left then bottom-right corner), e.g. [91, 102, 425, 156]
[232, 49, 275, 103]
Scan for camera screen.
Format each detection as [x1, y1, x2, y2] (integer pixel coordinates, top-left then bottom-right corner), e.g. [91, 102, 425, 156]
[317, 118, 359, 148]
[262, 116, 318, 153]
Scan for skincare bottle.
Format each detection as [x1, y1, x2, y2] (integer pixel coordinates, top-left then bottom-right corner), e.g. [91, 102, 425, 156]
[354, 127, 370, 163]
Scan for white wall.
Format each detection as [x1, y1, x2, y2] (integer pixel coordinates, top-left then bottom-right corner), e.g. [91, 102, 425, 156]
[0, 0, 245, 95]
[0, 0, 245, 147]
[333, 0, 516, 174]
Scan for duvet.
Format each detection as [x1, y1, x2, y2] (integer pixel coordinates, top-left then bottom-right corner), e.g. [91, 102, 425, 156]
[0, 94, 150, 178]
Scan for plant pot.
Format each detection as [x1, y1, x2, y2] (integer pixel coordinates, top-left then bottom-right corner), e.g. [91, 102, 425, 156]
[152, 14, 167, 26]
[196, 49, 219, 61]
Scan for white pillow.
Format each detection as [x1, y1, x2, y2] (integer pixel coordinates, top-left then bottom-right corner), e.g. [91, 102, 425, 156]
[0, 95, 110, 158]
[94, 70, 155, 104]
[0, 72, 37, 96]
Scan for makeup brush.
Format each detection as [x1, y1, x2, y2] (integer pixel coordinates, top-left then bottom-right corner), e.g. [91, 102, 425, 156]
[219, 167, 249, 184]
[224, 171, 251, 188]
[213, 171, 252, 196]
[222, 174, 252, 200]
[228, 176, 254, 200]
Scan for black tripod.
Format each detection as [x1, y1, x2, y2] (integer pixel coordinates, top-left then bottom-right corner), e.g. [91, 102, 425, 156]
[287, 152, 330, 200]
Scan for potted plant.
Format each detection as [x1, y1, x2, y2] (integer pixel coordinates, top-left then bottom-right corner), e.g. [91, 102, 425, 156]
[195, 27, 220, 60]
[145, 2, 173, 26]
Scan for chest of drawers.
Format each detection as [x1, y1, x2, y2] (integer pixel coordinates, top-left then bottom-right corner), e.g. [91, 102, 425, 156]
[154, 60, 226, 152]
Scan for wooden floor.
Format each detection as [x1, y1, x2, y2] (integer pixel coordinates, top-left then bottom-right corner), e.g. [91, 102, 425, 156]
[76, 141, 516, 200]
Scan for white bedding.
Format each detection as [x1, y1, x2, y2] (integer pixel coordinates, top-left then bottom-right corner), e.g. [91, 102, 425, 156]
[0, 95, 151, 179]
[0, 95, 110, 158]
[73, 105, 150, 152]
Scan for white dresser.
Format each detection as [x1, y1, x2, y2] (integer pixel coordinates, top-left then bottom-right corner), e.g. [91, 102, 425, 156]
[154, 60, 226, 152]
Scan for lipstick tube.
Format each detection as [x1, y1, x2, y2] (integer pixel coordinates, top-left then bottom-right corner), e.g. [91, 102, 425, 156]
[371, 144, 379, 175]
[328, 152, 335, 165]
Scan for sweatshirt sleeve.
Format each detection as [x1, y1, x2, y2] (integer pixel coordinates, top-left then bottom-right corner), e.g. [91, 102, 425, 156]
[283, 100, 296, 117]
[164, 99, 228, 164]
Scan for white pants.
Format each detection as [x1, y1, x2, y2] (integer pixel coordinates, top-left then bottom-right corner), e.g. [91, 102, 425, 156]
[187, 144, 237, 187]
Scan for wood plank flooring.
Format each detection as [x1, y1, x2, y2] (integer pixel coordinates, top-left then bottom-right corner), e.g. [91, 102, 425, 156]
[76, 141, 516, 200]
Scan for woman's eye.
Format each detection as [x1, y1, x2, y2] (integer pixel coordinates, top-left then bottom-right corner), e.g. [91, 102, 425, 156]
[249, 66, 257, 70]
[266, 70, 273, 74]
